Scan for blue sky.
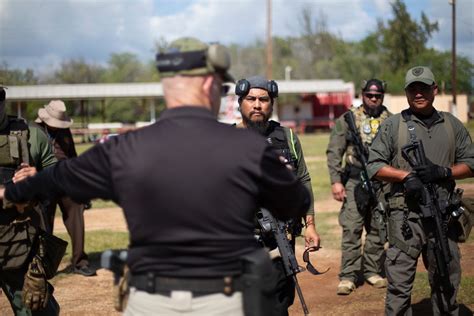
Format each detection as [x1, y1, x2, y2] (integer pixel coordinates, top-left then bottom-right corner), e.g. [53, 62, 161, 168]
[0, 0, 473, 76]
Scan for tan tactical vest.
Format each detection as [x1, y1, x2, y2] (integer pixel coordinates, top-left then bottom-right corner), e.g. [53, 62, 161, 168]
[346, 106, 390, 167]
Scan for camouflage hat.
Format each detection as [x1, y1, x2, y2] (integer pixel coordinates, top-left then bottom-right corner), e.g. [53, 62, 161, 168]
[404, 66, 435, 88]
[156, 37, 234, 83]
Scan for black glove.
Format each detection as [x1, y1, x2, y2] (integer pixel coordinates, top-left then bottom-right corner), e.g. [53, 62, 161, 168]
[403, 173, 424, 200]
[413, 158, 452, 184]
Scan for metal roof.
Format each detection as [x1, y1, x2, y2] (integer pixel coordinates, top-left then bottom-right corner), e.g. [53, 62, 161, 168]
[5, 80, 352, 101]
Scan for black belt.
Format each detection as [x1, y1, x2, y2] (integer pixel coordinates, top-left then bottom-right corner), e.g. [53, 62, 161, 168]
[130, 274, 243, 297]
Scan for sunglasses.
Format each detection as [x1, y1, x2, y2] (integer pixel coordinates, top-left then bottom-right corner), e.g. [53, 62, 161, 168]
[302, 246, 330, 275]
[364, 93, 383, 100]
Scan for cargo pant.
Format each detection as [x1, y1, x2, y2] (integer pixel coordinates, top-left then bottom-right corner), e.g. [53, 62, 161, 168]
[385, 208, 461, 316]
[338, 178, 386, 282]
[46, 196, 89, 269]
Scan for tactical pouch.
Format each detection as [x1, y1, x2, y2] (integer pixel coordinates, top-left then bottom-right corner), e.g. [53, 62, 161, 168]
[450, 197, 474, 243]
[37, 230, 68, 279]
[0, 220, 37, 270]
[354, 182, 371, 213]
[240, 248, 278, 316]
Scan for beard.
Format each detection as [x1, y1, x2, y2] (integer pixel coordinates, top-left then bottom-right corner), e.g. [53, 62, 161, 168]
[242, 115, 269, 135]
[247, 120, 269, 135]
[363, 104, 383, 118]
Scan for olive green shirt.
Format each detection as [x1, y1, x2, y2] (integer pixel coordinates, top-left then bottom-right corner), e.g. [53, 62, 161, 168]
[28, 124, 57, 169]
[367, 109, 474, 182]
[282, 126, 315, 215]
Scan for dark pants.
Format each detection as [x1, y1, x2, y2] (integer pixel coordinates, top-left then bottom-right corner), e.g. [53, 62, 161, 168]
[339, 178, 385, 282]
[0, 266, 59, 316]
[385, 210, 461, 316]
[272, 258, 295, 316]
[46, 196, 89, 268]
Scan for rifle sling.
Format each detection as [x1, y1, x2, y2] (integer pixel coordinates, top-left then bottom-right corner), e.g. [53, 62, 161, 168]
[397, 111, 455, 169]
[388, 219, 421, 259]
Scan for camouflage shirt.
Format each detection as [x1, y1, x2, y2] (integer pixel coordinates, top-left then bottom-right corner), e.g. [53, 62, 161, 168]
[326, 105, 391, 184]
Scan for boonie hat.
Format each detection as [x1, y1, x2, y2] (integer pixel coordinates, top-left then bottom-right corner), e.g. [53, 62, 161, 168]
[404, 66, 435, 88]
[156, 37, 234, 83]
[35, 100, 73, 128]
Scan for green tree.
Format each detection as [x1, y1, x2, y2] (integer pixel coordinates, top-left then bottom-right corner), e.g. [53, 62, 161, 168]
[51, 58, 105, 84]
[379, 0, 438, 71]
[228, 42, 265, 80]
[0, 62, 38, 85]
[103, 52, 151, 83]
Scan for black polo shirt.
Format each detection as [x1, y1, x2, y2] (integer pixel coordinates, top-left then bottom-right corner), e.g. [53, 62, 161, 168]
[6, 106, 310, 277]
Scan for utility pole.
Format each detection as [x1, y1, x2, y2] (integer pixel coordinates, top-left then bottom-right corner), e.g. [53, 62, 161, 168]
[266, 0, 272, 79]
[450, 0, 456, 105]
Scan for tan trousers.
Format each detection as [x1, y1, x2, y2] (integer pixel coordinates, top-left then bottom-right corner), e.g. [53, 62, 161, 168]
[124, 287, 244, 316]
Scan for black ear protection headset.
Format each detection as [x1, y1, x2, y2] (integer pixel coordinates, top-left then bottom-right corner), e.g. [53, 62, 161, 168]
[361, 79, 387, 93]
[235, 79, 279, 99]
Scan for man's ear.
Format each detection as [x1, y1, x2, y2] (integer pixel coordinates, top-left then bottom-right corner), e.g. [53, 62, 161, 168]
[433, 84, 439, 96]
[202, 75, 215, 96]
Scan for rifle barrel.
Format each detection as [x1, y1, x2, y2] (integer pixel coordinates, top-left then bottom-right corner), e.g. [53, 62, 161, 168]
[294, 275, 310, 315]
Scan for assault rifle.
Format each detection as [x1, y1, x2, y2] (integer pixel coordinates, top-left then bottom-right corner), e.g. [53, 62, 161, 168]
[401, 141, 452, 293]
[256, 208, 310, 315]
[344, 112, 388, 241]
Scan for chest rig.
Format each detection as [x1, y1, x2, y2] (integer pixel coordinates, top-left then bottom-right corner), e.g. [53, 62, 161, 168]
[264, 121, 298, 174]
[0, 117, 30, 183]
[346, 106, 389, 167]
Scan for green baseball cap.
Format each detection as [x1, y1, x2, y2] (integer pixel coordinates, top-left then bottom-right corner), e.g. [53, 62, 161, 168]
[156, 37, 234, 83]
[404, 66, 435, 88]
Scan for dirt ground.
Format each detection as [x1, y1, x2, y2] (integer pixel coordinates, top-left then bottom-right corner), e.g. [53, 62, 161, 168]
[1, 185, 473, 315]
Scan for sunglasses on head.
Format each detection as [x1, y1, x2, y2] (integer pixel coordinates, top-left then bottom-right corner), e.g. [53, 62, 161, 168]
[364, 93, 383, 100]
[302, 246, 330, 275]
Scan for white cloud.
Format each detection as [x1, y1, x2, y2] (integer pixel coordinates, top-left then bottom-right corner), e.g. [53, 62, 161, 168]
[0, 0, 472, 73]
[425, 0, 474, 61]
[1, 0, 155, 69]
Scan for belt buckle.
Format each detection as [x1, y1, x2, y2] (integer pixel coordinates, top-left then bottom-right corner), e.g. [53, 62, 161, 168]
[146, 272, 155, 293]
